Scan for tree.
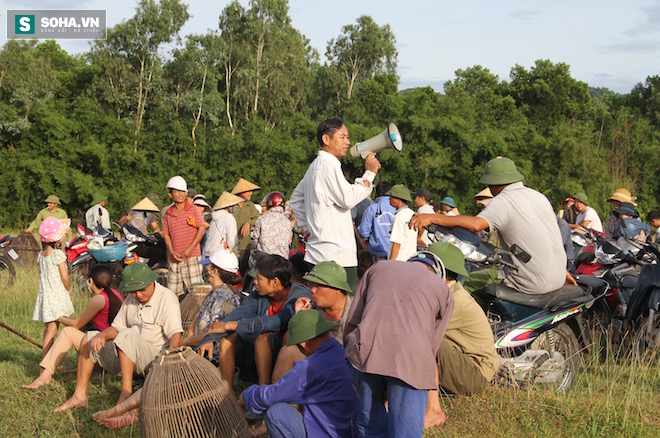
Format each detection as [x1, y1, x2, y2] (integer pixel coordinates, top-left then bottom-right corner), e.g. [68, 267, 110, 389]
[326, 15, 398, 104]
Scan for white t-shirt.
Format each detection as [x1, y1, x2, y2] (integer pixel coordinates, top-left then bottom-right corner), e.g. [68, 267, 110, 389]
[389, 206, 417, 261]
[417, 204, 435, 246]
[576, 207, 603, 233]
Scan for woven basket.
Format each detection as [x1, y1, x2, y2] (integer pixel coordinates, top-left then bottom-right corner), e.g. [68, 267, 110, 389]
[12, 232, 41, 265]
[155, 267, 168, 288]
[179, 283, 213, 334]
[140, 346, 250, 438]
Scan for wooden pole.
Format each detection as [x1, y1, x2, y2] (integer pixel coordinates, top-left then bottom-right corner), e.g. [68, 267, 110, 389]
[0, 321, 42, 349]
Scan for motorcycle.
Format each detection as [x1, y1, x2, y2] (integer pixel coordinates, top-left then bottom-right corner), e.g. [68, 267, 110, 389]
[432, 225, 608, 392]
[572, 229, 660, 360]
[0, 235, 21, 285]
[119, 224, 167, 269]
[66, 224, 121, 293]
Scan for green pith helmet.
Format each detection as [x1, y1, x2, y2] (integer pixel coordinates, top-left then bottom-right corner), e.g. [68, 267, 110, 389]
[426, 242, 470, 278]
[119, 262, 158, 292]
[573, 192, 589, 204]
[90, 192, 107, 206]
[479, 156, 524, 186]
[286, 310, 336, 346]
[303, 261, 351, 294]
[386, 184, 413, 203]
[44, 195, 61, 205]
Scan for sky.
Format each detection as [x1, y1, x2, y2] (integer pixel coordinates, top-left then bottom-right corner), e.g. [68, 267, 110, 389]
[1, 0, 659, 94]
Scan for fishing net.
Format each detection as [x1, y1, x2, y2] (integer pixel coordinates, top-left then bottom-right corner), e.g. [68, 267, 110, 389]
[140, 346, 250, 437]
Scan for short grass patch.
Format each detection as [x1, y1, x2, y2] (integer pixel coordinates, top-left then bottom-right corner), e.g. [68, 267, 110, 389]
[1, 262, 658, 436]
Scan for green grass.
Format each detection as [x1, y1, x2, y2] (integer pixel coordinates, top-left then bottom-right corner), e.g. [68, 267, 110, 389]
[1, 263, 659, 437]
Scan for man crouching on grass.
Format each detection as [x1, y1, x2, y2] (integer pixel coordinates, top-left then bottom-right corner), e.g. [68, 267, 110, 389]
[53, 263, 182, 414]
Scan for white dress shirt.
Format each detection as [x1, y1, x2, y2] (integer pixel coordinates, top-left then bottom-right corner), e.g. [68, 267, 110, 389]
[290, 150, 374, 267]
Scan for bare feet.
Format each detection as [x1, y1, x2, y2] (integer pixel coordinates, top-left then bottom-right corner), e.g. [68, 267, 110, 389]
[53, 394, 87, 413]
[116, 389, 132, 406]
[250, 421, 267, 437]
[423, 407, 447, 429]
[101, 409, 139, 430]
[22, 373, 52, 390]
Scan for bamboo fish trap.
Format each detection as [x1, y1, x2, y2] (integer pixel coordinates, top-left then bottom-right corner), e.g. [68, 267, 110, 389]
[179, 283, 213, 334]
[140, 346, 250, 438]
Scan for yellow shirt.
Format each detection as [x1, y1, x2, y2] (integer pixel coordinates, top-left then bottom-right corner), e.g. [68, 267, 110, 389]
[445, 280, 500, 382]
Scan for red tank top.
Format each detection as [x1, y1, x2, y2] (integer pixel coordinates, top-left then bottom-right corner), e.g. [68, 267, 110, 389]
[91, 289, 124, 331]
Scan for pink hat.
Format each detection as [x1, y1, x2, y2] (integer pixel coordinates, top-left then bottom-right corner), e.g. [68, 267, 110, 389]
[38, 217, 71, 243]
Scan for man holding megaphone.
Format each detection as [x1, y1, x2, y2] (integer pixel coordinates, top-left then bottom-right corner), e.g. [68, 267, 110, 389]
[290, 118, 381, 293]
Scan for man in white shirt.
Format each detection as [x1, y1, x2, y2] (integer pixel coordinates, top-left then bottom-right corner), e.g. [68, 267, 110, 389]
[54, 263, 183, 413]
[290, 118, 380, 292]
[413, 188, 434, 248]
[570, 192, 603, 233]
[387, 184, 418, 261]
[85, 192, 111, 229]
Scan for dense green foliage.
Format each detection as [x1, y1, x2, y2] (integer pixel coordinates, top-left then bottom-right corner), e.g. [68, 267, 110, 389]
[1, 0, 659, 228]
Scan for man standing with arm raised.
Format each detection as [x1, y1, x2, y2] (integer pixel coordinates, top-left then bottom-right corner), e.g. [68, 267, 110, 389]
[289, 118, 380, 292]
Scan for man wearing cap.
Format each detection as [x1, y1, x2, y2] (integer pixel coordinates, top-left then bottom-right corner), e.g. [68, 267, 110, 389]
[440, 196, 460, 216]
[358, 181, 396, 258]
[422, 242, 499, 428]
[26, 195, 68, 233]
[54, 262, 183, 413]
[570, 192, 603, 234]
[85, 192, 111, 230]
[412, 187, 434, 249]
[162, 175, 206, 297]
[271, 261, 353, 382]
[604, 188, 636, 241]
[612, 202, 650, 242]
[290, 118, 381, 292]
[239, 310, 358, 438]
[387, 184, 417, 261]
[197, 254, 311, 386]
[345, 256, 454, 437]
[232, 178, 261, 276]
[410, 156, 569, 295]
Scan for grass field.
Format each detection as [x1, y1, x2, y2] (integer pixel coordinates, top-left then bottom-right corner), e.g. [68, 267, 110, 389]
[1, 262, 659, 437]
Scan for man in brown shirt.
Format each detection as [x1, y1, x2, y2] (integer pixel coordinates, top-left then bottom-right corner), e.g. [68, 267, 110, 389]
[344, 258, 454, 437]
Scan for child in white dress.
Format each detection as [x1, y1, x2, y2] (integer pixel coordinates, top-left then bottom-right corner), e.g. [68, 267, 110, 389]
[33, 216, 74, 357]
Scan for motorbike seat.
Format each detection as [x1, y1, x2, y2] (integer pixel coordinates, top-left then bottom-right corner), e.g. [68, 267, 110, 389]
[485, 282, 591, 311]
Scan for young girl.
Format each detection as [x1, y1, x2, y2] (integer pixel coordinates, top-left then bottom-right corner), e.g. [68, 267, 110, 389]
[33, 216, 74, 358]
[23, 263, 123, 389]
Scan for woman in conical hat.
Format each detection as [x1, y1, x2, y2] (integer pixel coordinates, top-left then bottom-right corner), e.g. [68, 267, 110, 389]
[118, 196, 161, 234]
[205, 192, 243, 257]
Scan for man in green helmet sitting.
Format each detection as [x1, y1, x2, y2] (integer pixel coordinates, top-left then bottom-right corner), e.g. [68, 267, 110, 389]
[410, 156, 574, 294]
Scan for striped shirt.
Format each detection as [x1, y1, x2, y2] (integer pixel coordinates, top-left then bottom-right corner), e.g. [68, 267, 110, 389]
[163, 201, 204, 261]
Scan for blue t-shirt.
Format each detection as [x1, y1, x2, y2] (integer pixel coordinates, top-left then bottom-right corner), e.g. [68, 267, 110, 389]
[358, 196, 396, 257]
[242, 338, 358, 437]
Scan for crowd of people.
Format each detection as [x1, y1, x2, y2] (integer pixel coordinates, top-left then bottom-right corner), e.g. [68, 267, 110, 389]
[20, 118, 660, 436]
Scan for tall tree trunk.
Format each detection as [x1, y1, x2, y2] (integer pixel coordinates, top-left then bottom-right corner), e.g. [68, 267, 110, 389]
[191, 62, 208, 161]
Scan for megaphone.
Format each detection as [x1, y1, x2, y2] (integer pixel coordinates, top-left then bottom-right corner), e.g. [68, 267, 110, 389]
[349, 123, 403, 159]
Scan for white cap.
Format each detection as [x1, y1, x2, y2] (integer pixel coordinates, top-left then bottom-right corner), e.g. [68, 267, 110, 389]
[166, 175, 187, 191]
[199, 249, 239, 274]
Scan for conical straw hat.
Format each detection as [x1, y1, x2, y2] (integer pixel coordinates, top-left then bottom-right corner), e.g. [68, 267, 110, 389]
[231, 178, 260, 195]
[132, 197, 160, 212]
[214, 192, 244, 211]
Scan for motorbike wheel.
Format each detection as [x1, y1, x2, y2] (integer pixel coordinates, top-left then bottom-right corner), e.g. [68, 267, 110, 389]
[633, 309, 660, 364]
[0, 254, 16, 286]
[70, 260, 93, 295]
[528, 322, 580, 393]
